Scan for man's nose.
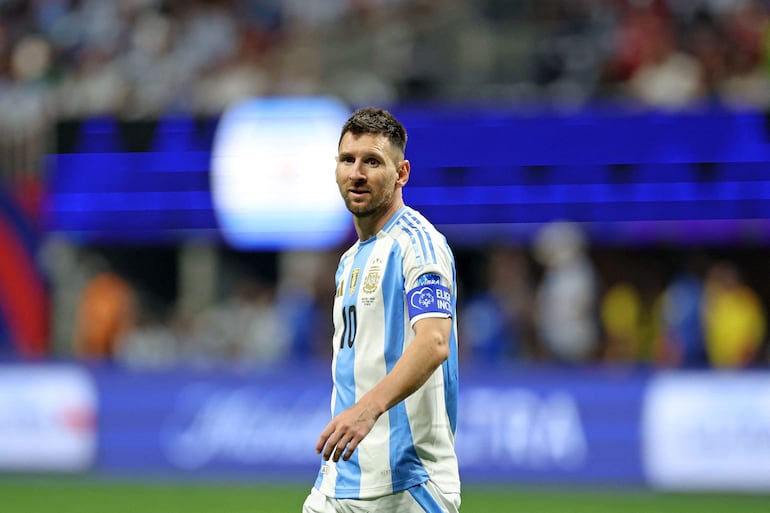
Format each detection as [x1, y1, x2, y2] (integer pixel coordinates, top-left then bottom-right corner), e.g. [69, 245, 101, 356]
[350, 161, 366, 180]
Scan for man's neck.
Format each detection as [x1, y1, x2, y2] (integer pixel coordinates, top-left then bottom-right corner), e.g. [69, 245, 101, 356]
[354, 201, 404, 241]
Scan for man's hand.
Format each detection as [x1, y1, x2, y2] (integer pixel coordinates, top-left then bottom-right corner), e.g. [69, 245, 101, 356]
[316, 317, 452, 463]
[316, 401, 380, 462]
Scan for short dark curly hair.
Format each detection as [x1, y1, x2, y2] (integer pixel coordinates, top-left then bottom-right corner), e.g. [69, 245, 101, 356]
[338, 107, 407, 156]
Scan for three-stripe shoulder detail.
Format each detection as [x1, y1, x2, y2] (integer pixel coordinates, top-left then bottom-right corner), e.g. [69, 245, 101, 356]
[391, 209, 438, 266]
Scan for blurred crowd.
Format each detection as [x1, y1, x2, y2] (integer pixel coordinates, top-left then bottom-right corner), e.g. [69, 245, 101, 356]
[0, 0, 768, 190]
[0, 0, 768, 123]
[458, 223, 768, 370]
[65, 221, 770, 371]
[1, 0, 769, 370]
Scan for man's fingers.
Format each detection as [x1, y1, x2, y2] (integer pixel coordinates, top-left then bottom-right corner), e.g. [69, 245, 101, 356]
[330, 435, 361, 462]
[323, 432, 346, 461]
[342, 438, 360, 461]
[317, 408, 369, 461]
[323, 441, 336, 461]
[321, 435, 335, 460]
[315, 434, 329, 454]
[324, 432, 355, 462]
[332, 444, 345, 462]
[316, 422, 336, 453]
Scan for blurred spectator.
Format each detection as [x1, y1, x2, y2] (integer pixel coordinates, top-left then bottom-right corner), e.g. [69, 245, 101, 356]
[73, 270, 136, 360]
[701, 260, 766, 368]
[717, 1, 770, 108]
[119, 10, 195, 117]
[115, 306, 178, 369]
[656, 265, 708, 367]
[620, 4, 705, 109]
[0, 32, 54, 180]
[529, 0, 613, 109]
[533, 222, 599, 364]
[600, 281, 644, 364]
[275, 250, 340, 361]
[460, 245, 537, 363]
[190, 25, 270, 115]
[189, 275, 291, 369]
[56, 45, 129, 118]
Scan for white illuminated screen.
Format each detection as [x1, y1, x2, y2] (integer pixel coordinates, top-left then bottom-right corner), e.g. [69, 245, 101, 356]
[211, 97, 352, 249]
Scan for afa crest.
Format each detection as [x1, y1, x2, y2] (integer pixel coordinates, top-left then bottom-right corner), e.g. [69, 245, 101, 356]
[362, 264, 382, 294]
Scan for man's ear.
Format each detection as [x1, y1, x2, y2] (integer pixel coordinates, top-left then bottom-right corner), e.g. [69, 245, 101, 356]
[397, 160, 410, 186]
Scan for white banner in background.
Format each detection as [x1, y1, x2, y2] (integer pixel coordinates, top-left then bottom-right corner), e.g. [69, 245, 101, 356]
[0, 365, 96, 471]
[457, 387, 588, 471]
[643, 372, 770, 491]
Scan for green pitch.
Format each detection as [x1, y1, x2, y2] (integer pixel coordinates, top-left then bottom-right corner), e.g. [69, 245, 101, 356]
[1, 477, 768, 513]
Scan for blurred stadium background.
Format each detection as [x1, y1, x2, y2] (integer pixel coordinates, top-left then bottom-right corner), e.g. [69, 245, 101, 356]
[2, 0, 770, 511]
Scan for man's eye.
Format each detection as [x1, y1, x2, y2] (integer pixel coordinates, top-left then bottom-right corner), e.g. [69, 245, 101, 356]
[366, 158, 379, 166]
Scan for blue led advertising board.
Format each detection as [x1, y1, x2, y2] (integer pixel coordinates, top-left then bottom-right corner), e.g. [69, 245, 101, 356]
[44, 99, 770, 248]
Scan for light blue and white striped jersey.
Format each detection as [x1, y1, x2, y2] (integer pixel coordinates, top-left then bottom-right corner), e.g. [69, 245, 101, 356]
[314, 206, 460, 500]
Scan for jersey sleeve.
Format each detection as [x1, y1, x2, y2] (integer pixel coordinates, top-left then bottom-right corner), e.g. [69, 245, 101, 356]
[402, 236, 455, 326]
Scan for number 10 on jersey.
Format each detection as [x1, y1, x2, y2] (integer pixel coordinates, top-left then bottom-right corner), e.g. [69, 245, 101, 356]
[340, 305, 357, 348]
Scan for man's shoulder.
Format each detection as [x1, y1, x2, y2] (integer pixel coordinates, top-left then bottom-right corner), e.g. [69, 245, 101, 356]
[386, 207, 445, 241]
[384, 208, 454, 273]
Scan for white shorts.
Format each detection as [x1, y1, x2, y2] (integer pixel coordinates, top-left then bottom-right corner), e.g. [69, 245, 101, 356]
[301, 480, 461, 513]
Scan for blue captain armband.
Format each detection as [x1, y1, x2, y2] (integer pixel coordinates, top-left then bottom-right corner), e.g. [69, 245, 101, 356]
[407, 273, 452, 319]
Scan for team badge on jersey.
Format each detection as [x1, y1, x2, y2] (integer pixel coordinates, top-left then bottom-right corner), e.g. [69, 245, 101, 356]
[407, 273, 452, 319]
[362, 260, 382, 294]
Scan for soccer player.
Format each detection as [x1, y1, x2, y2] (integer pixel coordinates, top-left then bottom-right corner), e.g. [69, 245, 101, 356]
[302, 108, 461, 513]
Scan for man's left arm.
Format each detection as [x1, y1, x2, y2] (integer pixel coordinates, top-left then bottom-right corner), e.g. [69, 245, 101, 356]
[315, 316, 452, 462]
